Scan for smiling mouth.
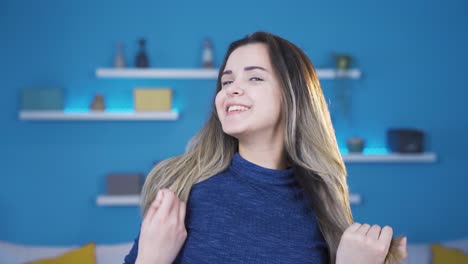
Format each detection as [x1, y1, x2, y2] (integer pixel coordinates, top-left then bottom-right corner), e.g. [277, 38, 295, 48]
[226, 105, 250, 115]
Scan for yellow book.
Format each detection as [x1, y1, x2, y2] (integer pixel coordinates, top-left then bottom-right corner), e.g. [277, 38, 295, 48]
[134, 88, 172, 111]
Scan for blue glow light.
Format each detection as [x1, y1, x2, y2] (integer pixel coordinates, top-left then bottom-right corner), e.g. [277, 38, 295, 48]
[64, 107, 178, 114]
[105, 107, 134, 113]
[64, 108, 89, 113]
[340, 147, 389, 155]
[363, 147, 389, 155]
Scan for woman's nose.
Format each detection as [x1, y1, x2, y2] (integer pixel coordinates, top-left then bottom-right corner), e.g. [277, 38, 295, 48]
[226, 81, 244, 96]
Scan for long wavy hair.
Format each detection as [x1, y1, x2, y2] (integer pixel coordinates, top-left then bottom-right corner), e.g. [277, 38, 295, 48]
[141, 31, 405, 264]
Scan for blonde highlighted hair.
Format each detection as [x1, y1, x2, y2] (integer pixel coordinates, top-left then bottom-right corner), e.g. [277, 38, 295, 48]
[141, 31, 405, 264]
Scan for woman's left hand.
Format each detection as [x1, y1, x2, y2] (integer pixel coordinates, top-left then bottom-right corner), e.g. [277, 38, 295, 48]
[336, 222, 397, 264]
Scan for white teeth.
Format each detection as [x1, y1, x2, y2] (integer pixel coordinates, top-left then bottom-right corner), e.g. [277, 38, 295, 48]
[228, 105, 249, 112]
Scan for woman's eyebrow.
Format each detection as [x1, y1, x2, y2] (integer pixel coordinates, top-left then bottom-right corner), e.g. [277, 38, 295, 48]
[222, 70, 232, 76]
[244, 66, 268, 72]
[222, 66, 268, 76]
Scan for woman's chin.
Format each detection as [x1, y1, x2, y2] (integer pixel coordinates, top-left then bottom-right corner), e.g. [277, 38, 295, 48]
[222, 127, 249, 139]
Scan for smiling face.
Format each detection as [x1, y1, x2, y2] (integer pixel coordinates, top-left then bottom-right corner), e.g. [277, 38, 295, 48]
[215, 43, 284, 141]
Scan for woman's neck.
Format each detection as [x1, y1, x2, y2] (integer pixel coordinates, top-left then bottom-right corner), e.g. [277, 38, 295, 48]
[238, 143, 287, 170]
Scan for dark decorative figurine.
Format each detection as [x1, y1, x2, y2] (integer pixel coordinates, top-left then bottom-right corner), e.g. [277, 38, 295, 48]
[135, 38, 149, 68]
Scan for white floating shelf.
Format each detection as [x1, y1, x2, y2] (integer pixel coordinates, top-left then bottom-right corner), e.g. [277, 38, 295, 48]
[96, 68, 219, 79]
[342, 152, 437, 163]
[96, 193, 362, 207]
[19, 110, 179, 121]
[96, 195, 140, 206]
[349, 193, 362, 205]
[316, 69, 362, 79]
[95, 68, 361, 80]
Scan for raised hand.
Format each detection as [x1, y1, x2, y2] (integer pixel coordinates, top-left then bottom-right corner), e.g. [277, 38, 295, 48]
[336, 223, 399, 264]
[136, 189, 187, 264]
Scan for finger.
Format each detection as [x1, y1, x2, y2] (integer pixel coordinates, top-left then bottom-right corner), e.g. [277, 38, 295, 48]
[347, 222, 362, 233]
[178, 200, 187, 223]
[367, 225, 382, 240]
[398, 236, 408, 257]
[157, 189, 176, 217]
[171, 195, 181, 220]
[144, 190, 163, 224]
[149, 190, 164, 217]
[356, 223, 371, 235]
[167, 190, 180, 216]
[379, 225, 393, 241]
[379, 226, 394, 253]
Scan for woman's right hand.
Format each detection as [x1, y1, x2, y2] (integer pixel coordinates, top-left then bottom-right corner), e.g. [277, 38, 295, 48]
[136, 189, 187, 264]
[336, 223, 402, 264]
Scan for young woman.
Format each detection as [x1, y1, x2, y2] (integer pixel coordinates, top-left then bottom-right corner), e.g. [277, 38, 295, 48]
[124, 31, 407, 264]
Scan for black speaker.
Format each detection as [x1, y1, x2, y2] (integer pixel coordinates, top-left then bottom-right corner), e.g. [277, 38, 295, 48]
[386, 129, 424, 153]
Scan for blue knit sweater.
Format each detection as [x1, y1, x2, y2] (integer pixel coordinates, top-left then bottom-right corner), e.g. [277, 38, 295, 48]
[124, 153, 329, 263]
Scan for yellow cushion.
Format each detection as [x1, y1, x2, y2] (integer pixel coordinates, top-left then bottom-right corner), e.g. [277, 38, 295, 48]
[29, 243, 95, 264]
[431, 244, 468, 264]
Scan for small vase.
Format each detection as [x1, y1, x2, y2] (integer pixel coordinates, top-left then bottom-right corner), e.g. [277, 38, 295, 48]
[114, 42, 126, 68]
[90, 94, 106, 111]
[347, 137, 365, 153]
[202, 38, 214, 68]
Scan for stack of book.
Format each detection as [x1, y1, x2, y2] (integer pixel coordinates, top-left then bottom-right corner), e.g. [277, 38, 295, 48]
[134, 88, 172, 111]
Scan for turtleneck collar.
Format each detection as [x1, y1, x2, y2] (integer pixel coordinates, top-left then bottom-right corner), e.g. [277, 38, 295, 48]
[229, 152, 295, 186]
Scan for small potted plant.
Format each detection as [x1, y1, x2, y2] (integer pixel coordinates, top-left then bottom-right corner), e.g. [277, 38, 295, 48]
[335, 54, 351, 70]
[332, 52, 354, 120]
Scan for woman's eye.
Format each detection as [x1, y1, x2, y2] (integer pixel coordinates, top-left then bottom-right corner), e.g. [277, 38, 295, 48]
[250, 77, 263, 82]
[222, 80, 233, 86]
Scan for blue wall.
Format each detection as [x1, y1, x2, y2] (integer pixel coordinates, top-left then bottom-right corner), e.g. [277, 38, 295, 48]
[1, 0, 467, 245]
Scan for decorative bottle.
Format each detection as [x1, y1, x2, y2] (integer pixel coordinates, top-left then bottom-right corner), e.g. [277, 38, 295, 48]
[135, 38, 149, 68]
[202, 38, 214, 68]
[114, 42, 126, 68]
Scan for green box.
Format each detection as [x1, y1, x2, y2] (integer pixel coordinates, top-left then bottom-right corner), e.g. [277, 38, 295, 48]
[20, 88, 64, 110]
